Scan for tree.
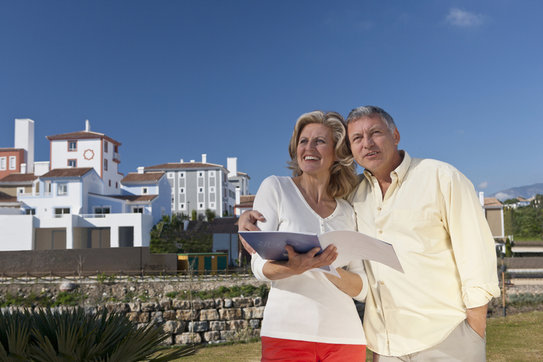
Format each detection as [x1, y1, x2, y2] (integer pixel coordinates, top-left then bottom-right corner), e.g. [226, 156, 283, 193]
[205, 209, 216, 222]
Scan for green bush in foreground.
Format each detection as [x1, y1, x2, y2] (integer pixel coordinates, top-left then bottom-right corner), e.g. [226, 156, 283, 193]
[0, 308, 194, 361]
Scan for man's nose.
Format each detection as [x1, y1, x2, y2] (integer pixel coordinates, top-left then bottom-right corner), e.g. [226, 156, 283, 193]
[362, 135, 375, 148]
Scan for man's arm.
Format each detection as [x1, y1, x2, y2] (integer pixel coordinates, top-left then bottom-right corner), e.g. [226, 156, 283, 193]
[238, 210, 266, 254]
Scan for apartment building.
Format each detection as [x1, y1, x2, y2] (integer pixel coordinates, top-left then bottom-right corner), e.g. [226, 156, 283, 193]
[144, 154, 249, 218]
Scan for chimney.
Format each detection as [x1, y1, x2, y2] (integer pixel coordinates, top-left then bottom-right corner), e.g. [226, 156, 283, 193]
[180, 158, 184, 163]
[202, 153, 207, 163]
[190, 160, 195, 163]
[137, 166, 144, 174]
[14, 119, 35, 173]
[85, 120, 90, 132]
[227, 157, 238, 177]
[235, 186, 241, 205]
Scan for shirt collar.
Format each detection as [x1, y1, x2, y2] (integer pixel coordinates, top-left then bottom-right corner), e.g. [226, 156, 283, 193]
[362, 150, 412, 188]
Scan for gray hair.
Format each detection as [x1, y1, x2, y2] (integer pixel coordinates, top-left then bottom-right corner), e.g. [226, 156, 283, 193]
[346, 105, 397, 133]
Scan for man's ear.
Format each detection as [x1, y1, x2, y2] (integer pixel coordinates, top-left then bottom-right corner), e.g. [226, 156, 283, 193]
[393, 128, 400, 146]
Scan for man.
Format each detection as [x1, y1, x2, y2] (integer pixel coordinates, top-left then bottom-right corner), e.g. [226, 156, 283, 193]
[240, 106, 500, 361]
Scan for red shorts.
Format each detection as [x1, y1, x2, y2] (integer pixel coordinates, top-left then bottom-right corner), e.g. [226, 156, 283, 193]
[261, 336, 366, 362]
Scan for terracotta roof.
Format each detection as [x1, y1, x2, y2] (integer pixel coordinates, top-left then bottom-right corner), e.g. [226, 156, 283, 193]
[0, 191, 17, 202]
[484, 197, 503, 208]
[145, 162, 226, 171]
[0, 148, 24, 152]
[109, 194, 158, 203]
[234, 171, 250, 178]
[46, 130, 121, 146]
[121, 172, 165, 184]
[40, 168, 94, 178]
[0, 173, 38, 183]
[235, 195, 255, 208]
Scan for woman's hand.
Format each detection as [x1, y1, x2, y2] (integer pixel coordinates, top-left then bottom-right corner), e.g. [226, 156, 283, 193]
[238, 210, 266, 254]
[262, 244, 338, 280]
[285, 244, 338, 275]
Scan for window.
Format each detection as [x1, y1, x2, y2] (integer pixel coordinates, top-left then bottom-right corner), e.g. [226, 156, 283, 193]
[9, 156, 16, 170]
[199, 172, 203, 177]
[0, 157, 6, 170]
[17, 187, 25, 195]
[104, 141, 108, 153]
[179, 203, 186, 210]
[108, 180, 111, 187]
[104, 159, 108, 171]
[179, 187, 185, 193]
[167, 172, 174, 178]
[179, 172, 185, 178]
[57, 184, 68, 196]
[142, 187, 148, 194]
[210, 186, 215, 193]
[210, 202, 215, 209]
[199, 187, 203, 193]
[115, 182, 118, 188]
[132, 207, 144, 213]
[94, 207, 111, 214]
[68, 140, 77, 151]
[67, 159, 77, 168]
[25, 208, 36, 215]
[54, 208, 70, 216]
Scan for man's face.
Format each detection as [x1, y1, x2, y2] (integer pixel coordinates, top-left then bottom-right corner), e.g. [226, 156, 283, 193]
[347, 115, 400, 175]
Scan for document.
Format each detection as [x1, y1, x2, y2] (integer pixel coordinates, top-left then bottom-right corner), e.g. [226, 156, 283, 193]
[239, 230, 403, 275]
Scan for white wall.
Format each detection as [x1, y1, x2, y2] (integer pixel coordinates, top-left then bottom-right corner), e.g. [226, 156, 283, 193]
[0, 215, 34, 251]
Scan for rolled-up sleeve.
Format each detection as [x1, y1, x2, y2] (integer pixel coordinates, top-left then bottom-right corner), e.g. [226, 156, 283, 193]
[442, 168, 501, 308]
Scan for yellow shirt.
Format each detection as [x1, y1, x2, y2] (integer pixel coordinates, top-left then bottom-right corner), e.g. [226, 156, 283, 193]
[351, 151, 500, 356]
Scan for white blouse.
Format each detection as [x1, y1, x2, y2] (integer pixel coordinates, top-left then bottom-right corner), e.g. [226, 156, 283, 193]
[251, 175, 368, 345]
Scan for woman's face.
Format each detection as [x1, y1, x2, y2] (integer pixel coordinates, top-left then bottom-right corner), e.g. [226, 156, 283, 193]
[296, 123, 336, 178]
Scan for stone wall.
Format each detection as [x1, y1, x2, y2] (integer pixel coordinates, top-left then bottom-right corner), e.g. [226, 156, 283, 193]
[0, 276, 267, 346]
[103, 296, 265, 345]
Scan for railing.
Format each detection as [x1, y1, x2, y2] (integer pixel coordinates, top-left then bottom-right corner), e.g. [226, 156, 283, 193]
[80, 214, 107, 218]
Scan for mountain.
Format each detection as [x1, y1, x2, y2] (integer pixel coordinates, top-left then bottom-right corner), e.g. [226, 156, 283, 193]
[491, 183, 543, 201]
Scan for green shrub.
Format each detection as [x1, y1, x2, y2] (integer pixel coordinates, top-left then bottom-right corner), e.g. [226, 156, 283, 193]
[0, 308, 194, 361]
[174, 284, 269, 300]
[508, 293, 543, 306]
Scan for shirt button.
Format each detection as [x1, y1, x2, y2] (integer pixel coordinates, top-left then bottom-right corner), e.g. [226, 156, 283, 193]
[377, 207, 382, 211]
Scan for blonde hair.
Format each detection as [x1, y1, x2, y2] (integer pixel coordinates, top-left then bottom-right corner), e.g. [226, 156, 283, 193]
[287, 111, 358, 199]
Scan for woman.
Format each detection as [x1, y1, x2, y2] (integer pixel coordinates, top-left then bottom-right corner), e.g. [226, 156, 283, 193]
[248, 111, 367, 361]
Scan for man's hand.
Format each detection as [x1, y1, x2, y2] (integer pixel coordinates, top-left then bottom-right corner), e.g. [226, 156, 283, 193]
[466, 304, 488, 338]
[238, 210, 266, 254]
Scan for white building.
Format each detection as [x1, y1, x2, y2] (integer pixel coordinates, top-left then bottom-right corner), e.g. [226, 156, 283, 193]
[144, 154, 250, 218]
[47, 120, 122, 194]
[0, 167, 170, 251]
[0, 120, 172, 252]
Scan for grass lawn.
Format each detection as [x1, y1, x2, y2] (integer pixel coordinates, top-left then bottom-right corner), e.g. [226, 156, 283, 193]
[171, 311, 543, 361]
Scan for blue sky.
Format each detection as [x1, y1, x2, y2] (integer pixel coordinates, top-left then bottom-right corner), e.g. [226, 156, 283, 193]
[1, 0, 542, 195]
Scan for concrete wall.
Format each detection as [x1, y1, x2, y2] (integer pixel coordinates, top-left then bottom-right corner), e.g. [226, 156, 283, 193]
[0, 215, 34, 250]
[0, 247, 177, 274]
